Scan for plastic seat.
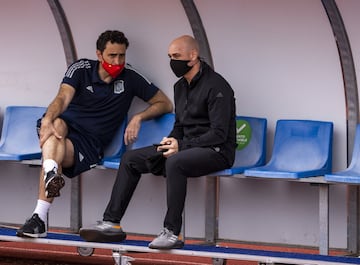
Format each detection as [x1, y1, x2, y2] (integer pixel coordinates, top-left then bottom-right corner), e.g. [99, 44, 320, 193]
[98, 116, 127, 165]
[0, 106, 46, 160]
[325, 124, 360, 183]
[131, 113, 175, 149]
[103, 113, 175, 169]
[208, 116, 267, 176]
[244, 119, 333, 179]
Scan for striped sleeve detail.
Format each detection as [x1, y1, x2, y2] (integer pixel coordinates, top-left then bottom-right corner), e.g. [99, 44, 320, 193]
[125, 63, 152, 84]
[65, 60, 91, 78]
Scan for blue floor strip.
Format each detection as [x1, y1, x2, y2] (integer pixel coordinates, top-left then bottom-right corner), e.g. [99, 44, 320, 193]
[0, 227, 359, 264]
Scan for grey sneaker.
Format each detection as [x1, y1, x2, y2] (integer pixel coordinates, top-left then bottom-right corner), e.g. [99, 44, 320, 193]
[16, 213, 47, 238]
[79, 221, 126, 242]
[44, 170, 65, 198]
[148, 228, 184, 249]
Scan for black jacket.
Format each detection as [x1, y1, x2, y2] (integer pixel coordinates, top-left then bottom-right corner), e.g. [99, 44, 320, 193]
[169, 61, 236, 166]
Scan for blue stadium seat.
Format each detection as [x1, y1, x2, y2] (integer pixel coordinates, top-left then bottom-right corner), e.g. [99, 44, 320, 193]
[208, 116, 267, 176]
[0, 106, 46, 160]
[325, 124, 360, 183]
[99, 117, 127, 164]
[101, 157, 122, 170]
[244, 119, 333, 179]
[131, 113, 175, 149]
[102, 113, 175, 169]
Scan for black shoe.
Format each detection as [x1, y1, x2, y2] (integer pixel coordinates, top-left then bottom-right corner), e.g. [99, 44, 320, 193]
[44, 170, 65, 198]
[79, 221, 127, 242]
[16, 213, 47, 238]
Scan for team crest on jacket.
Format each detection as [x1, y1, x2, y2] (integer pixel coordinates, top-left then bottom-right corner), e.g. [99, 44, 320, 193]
[114, 80, 125, 94]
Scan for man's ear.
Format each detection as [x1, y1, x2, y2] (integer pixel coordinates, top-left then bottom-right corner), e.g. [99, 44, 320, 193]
[96, 50, 103, 62]
[189, 49, 199, 65]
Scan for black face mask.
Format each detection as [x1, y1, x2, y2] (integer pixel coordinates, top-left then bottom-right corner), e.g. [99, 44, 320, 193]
[170, 59, 192, 77]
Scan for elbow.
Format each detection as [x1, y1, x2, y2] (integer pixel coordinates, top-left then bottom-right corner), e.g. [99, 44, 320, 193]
[161, 97, 173, 113]
[166, 101, 174, 113]
[152, 90, 174, 113]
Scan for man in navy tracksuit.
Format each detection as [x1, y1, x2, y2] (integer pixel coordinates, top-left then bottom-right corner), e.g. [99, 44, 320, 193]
[16, 30, 173, 238]
[80, 35, 236, 249]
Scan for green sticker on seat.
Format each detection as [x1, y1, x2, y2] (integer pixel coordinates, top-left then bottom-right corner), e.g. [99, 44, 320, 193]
[236, 120, 251, 150]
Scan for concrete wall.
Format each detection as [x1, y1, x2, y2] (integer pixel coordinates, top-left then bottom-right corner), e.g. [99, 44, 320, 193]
[0, 0, 359, 249]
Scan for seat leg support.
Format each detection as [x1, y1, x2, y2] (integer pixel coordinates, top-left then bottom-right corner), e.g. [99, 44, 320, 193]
[112, 250, 135, 265]
[319, 183, 329, 255]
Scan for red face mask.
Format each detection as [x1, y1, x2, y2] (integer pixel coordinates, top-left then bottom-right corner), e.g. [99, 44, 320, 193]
[102, 61, 125, 78]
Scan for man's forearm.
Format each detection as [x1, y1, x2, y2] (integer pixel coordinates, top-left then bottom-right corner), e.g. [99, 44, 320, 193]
[136, 101, 173, 121]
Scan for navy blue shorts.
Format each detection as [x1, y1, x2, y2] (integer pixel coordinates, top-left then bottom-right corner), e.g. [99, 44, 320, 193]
[37, 117, 103, 178]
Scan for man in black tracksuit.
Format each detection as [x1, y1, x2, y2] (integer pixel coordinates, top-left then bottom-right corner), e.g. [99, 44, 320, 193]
[80, 35, 236, 249]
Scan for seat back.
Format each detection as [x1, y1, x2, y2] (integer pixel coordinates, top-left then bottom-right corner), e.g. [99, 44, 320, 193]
[208, 116, 267, 176]
[232, 116, 267, 169]
[102, 117, 127, 160]
[345, 124, 360, 172]
[268, 119, 333, 172]
[130, 113, 175, 150]
[324, 123, 360, 183]
[0, 106, 46, 160]
[102, 113, 174, 169]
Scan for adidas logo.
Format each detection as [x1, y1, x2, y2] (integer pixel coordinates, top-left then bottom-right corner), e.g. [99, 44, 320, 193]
[86, 86, 94, 93]
[79, 152, 84, 162]
[216, 92, 223, 98]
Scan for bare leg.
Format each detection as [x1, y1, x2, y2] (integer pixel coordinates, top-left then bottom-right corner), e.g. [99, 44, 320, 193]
[17, 118, 75, 238]
[38, 118, 74, 202]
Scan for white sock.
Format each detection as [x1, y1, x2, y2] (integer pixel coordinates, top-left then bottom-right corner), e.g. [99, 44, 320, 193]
[43, 159, 58, 174]
[33, 199, 51, 224]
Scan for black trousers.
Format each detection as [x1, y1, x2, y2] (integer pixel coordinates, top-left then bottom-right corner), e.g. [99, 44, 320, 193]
[103, 145, 229, 235]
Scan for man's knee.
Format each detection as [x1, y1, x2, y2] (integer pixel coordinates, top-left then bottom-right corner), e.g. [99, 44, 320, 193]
[121, 147, 154, 173]
[121, 149, 140, 164]
[53, 118, 68, 136]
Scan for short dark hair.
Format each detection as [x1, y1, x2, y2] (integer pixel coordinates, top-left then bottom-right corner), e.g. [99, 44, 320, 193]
[96, 30, 129, 52]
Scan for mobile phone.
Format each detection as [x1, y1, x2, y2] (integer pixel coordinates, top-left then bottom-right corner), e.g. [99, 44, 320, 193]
[153, 143, 168, 152]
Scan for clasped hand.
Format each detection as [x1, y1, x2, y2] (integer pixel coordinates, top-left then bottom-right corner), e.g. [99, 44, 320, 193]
[156, 137, 178, 158]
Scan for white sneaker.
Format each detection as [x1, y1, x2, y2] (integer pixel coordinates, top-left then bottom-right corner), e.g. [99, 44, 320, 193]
[148, 228, 184, 249]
